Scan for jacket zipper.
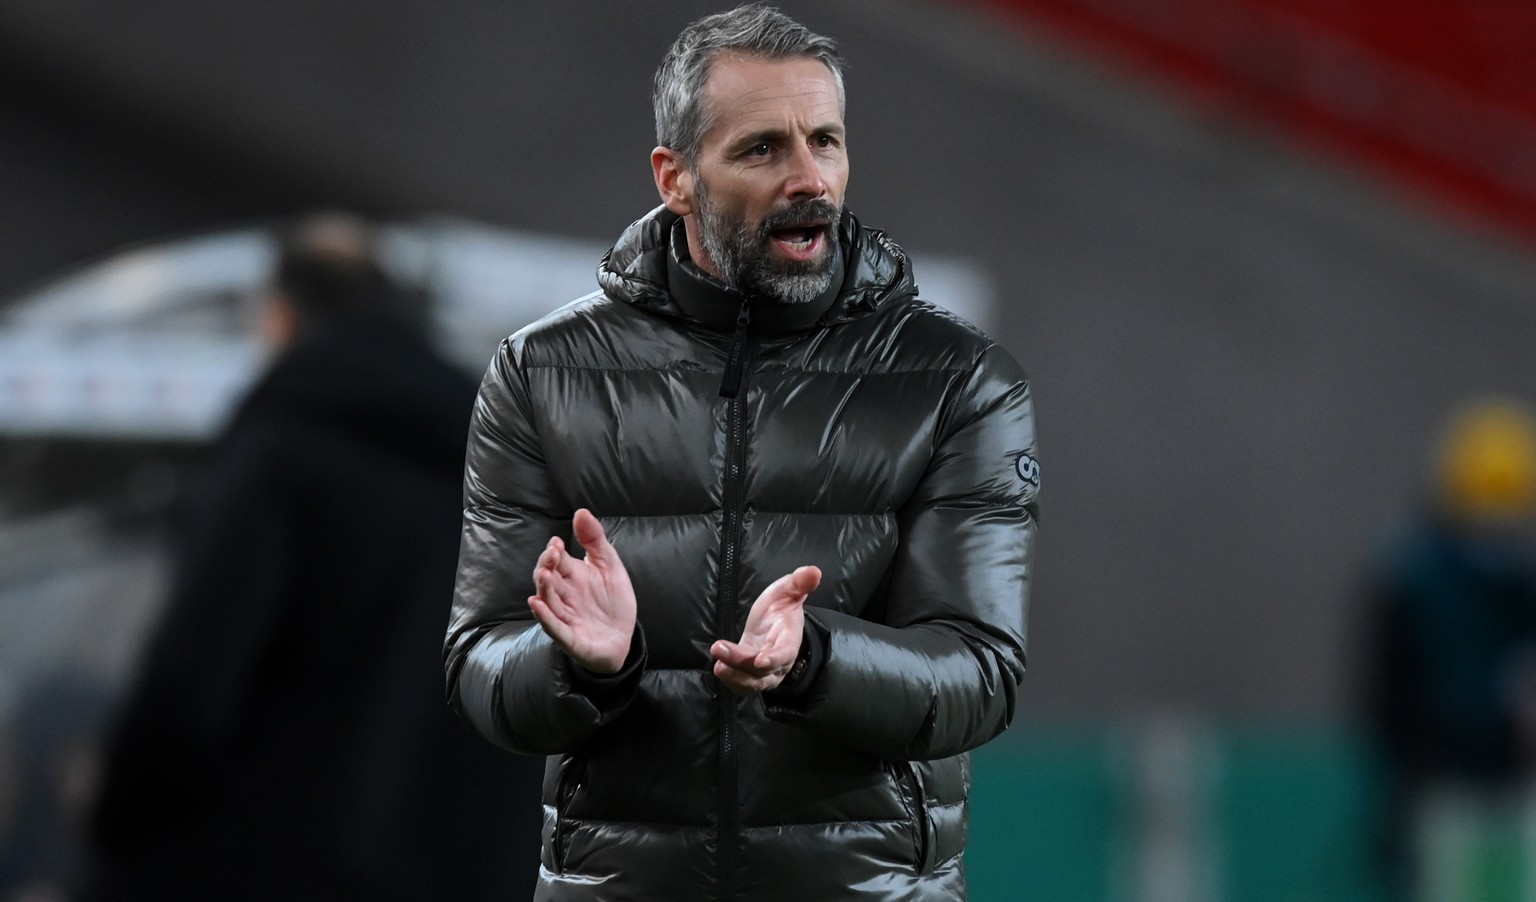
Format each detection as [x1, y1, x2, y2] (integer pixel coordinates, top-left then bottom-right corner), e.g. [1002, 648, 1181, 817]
[716, 298, 753, 900]
[718, 300, 752, 400]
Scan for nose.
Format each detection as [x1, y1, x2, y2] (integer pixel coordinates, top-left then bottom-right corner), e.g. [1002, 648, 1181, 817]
[783, 141, 827, 201]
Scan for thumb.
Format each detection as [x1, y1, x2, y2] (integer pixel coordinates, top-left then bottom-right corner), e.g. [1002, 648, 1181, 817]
[781, 565, 822, 600]
[572, 508, 611, 560]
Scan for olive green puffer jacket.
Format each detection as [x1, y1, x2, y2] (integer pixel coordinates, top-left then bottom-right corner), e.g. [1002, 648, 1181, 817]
[446, 206, 1038, 901]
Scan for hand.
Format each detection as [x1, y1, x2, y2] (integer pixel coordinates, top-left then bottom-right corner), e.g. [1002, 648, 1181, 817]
[711, 565, 822, 695]
[528, 509, 636, 674]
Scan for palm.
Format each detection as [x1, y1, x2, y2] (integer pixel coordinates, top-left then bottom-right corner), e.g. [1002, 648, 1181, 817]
[711, 566, 821, 694]
[528, 509, 636, 674]
[739, 587, 805, 667]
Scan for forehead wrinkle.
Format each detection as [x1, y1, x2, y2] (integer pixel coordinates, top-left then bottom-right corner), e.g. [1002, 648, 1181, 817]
[731, 77, 839, 105]
[718, 88, 843, 134]
[711, 97, 842, 135]
[734, 97, 842, 125]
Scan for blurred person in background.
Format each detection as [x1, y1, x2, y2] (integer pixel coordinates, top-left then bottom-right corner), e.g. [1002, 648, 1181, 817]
[82, 213, 542, 901]
[1363, 398, 1536, 900]
[446, 5, 1038, 900]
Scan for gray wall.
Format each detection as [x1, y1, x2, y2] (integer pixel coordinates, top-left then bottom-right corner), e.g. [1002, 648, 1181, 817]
[3, 0, 1534, 720]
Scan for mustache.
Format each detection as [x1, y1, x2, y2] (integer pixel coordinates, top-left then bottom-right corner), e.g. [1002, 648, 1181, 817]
[759, 199, 841, 235]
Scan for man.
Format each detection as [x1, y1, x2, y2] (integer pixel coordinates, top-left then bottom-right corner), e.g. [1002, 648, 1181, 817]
[1363, 399, 1536, 900]
[87, 214, 542, 900]
[446, 5, 1039, 900]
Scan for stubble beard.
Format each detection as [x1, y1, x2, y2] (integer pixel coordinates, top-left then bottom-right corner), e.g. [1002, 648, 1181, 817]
[694, 177, 842, 306]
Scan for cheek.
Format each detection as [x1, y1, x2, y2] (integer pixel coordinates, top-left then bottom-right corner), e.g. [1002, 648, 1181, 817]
[702, 176, 753, 218]
[727, 188, 774, 226]
[822, 158, 850, 201]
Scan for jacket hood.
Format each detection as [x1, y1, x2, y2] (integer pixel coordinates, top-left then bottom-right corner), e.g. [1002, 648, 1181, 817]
[595, 206, 918, 330]
[227, 310, 476, 475]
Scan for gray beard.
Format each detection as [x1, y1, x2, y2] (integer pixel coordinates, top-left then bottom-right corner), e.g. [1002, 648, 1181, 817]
[695, 180, 840, 305]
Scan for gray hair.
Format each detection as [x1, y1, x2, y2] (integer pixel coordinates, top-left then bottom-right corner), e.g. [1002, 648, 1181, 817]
[653, 4, 846, 165]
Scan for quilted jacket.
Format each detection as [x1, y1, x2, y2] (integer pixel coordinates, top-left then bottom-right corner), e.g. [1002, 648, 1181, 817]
[446, 206, 1039, 901]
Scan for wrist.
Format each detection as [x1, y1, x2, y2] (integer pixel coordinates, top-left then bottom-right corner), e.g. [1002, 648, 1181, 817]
[577, 653, 625, 676]
[766, 618, 828, 702]
[574, 626, 635, 674]
[567, 625, 647, 703]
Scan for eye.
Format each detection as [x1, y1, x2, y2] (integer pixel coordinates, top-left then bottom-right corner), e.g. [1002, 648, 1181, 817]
[813, 134, 840, 149]
[747, 142, 773, 157]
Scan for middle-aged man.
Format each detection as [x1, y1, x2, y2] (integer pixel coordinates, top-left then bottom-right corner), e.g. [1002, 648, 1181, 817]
[446, 5, 1040, 899]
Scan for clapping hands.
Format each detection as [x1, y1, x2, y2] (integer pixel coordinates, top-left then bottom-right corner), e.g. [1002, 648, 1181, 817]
[530, 509, 820, 693]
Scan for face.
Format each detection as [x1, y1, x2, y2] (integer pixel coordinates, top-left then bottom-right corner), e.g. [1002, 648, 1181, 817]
[653, 54, 849, 304]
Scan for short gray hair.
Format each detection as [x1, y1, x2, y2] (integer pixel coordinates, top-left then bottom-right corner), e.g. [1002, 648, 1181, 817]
[653, 4, 846, 165]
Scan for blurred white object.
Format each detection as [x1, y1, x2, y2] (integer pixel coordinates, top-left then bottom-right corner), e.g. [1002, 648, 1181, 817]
[1132, 714, 1220, 902]
[0, 219, 995, 441]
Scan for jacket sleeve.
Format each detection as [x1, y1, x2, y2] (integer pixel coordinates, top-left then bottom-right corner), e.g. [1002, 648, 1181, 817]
[765, 342, 1037, 761]
[445, 337, 645, 756]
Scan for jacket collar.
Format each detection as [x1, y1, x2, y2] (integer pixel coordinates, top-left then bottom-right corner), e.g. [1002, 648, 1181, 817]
[597, 206, 916, 333]
[663, 219, 844, 334]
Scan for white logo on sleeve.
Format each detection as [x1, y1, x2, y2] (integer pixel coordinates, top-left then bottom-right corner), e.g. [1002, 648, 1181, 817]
[1014, 453, 1040, 488]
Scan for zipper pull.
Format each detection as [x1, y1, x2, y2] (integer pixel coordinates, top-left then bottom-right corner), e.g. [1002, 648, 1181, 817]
[718, 299, 752, 399]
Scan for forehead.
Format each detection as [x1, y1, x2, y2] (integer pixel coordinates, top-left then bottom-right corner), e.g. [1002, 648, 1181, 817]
[701, 55, 843, 139]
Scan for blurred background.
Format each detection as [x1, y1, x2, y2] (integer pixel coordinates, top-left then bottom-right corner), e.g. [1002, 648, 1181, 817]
[4, 0, 1536, 899]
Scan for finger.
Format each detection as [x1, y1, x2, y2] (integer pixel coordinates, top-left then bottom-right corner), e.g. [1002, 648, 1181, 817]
[572, 508, 612, 562]
[713, 660, 764, 695]
[710, 640, 767, 673]
[535, 539, 562, 576]
[752, 647, 794, 672]
[528, 594, 563, 628]
[713, 660, 778, 695]
[533, 569, 569, 615]
[715, 657, 776, 680]
[758, 565, 821, 610]
[536, 538, 578, 580]
[529, 596, 576, 648]
[784, 565, 822, 599]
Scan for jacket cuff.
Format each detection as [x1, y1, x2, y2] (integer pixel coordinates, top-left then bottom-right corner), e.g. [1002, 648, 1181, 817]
[567, 624, 647, 709]
[763, 614, 830, 711]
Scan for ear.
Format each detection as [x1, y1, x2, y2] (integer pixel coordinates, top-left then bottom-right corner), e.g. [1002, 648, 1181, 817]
[652, 146, 695, 216]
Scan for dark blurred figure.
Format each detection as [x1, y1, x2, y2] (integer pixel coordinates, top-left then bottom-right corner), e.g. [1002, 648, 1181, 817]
[1364, 398, 1536, 901]
[83, 213, 542, 901]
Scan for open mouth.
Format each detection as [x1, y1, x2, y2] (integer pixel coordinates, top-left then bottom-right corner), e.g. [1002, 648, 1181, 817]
[769, 223, 828, 262]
